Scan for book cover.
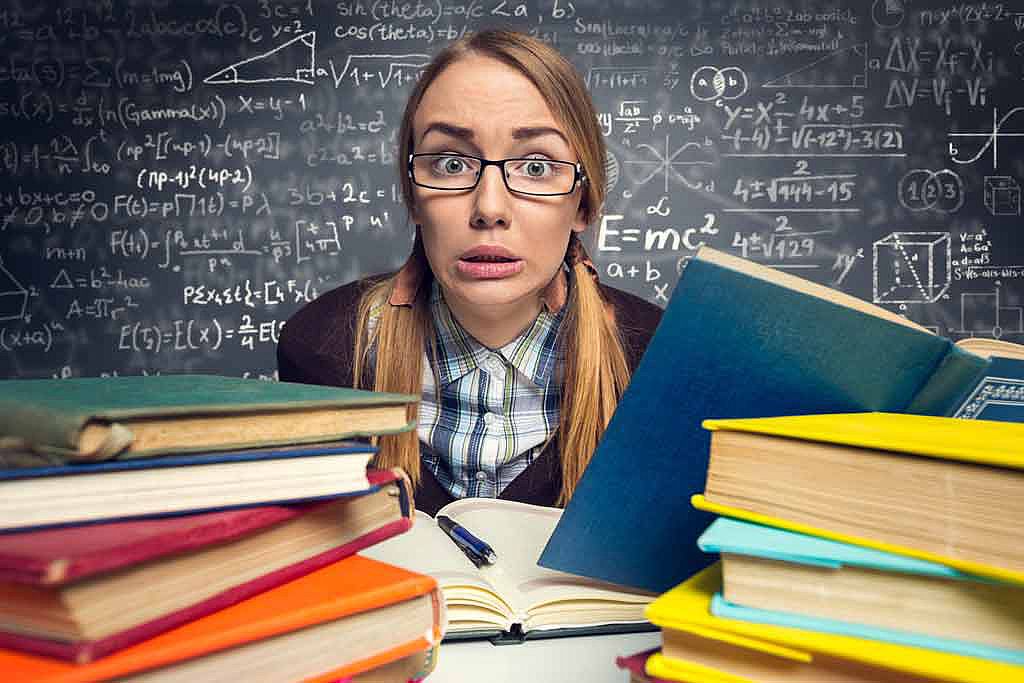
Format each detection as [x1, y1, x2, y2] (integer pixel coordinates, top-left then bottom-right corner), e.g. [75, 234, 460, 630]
[950, 355, 1024, 422]
[701, 411, 1024, 470]
[692, 495, 1024, 586]
[540, 247, 990, 593]
[0, 375, 416, 460]
[710, 594, 1024, 665]
[0, 442, 379, 531]
[0, 555, 443, 682]
[699, 517, 1024, 665]
[645, 563, 1024, 683]
[697, 516, 964, 578]
[0, 469, 415, 663]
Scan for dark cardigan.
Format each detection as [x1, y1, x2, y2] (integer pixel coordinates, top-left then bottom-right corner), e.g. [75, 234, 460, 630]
[277, 275, 663, 515]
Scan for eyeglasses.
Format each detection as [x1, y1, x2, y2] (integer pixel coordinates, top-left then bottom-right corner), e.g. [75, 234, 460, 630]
[408, 153, 586, 196]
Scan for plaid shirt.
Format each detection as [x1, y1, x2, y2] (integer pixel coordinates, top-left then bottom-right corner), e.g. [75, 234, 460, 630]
[418, 280, 565, 498]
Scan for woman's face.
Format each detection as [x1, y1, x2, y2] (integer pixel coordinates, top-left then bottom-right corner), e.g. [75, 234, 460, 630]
[410, 54, 586, 316]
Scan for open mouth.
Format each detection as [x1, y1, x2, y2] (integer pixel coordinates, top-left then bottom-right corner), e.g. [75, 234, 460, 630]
[461, 255, 520, 263]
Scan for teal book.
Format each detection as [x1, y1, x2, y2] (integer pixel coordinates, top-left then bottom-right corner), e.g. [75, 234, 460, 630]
[699, 518, 1024, 663]
[710, 596, 1024, 665]
[538, 247, 1015, 594]
[0, 375, 417, 462]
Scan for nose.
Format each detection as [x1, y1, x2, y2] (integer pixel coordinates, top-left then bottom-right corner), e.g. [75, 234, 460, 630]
[470, 164, 510, 229]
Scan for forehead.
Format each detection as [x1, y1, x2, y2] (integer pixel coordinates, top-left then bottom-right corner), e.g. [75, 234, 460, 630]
[413, 54, 565, 137]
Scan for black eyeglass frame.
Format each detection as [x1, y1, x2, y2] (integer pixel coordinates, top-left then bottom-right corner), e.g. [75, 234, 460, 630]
[407, 152, 587, 197]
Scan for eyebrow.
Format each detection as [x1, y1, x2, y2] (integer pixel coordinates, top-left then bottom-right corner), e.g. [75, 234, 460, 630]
[418, 122, 570, 147]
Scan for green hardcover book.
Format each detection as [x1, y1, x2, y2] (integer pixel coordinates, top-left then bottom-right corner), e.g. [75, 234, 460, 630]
[0, 375, 416, 462]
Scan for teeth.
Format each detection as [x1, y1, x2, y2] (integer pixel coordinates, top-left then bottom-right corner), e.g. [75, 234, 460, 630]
[467, 255, 512, 262]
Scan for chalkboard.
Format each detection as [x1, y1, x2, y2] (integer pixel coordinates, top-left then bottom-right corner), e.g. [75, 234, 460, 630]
[2, 0, 1024, 380]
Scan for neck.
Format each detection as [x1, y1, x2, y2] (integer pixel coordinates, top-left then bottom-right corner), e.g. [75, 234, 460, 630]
[444, 293, 543, 349]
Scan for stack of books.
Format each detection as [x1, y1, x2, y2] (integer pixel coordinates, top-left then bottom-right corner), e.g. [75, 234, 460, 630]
[638, 411, 1024, 682]
[527, 247, 1024, 681]
[0, 375, 445, 681]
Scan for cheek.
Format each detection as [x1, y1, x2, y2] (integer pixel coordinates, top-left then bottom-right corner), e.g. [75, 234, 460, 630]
[419, 226, 453, 274]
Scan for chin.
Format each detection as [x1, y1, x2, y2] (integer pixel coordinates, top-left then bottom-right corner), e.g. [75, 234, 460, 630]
[446, 276, 539, 308]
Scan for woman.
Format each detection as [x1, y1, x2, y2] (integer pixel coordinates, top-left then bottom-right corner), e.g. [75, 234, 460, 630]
[277, 29, 662, 515]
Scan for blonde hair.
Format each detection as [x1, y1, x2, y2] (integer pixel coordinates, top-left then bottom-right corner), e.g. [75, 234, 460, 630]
[354, 29, 630, 505]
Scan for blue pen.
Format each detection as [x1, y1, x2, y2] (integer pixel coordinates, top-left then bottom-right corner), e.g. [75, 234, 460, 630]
[437, 515, 498, 565]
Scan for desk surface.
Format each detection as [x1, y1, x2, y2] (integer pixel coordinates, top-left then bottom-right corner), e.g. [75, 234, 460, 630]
[428, 631, 661, 682]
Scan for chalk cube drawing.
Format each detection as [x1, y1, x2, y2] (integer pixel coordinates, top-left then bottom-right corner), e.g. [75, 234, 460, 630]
[984, 176, 1021, 216]
[873, 232, 951, 304]
[0, 262, 27, 322]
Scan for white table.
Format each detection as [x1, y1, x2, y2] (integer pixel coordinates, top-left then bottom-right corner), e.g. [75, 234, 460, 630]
[428, 631, 661, 682]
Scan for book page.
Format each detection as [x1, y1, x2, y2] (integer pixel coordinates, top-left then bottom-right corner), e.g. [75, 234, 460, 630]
[955, 337, 1024, 360]
[359, 510, 514, 631]
[439, 499, 654, 630]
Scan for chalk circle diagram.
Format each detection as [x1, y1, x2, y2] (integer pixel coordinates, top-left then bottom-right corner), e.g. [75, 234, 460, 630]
[690, 66, 748, 102]
[898, 169, 965, 213]
[205, 32, 316, 85]
[872, 0, 906, 28]
[762, 43, 868, 88]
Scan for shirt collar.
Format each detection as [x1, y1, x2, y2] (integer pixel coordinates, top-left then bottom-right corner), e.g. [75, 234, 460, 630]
[428, 279, 566, 389]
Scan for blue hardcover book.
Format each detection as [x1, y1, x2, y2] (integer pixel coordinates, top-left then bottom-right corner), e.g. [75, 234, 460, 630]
[699, 517, 1024, 664]
[950, 355, 1024, 422]
[0, 442, 377, 531]
[539, 247, 1005, 593]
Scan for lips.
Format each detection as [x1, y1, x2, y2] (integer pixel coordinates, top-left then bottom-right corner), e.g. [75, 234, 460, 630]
[457, 245, 524, 279]
[459, 245, 520, 263]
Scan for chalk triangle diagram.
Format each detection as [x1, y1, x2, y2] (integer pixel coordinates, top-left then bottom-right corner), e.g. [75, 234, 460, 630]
[204, 32, 316, 85]
[50, 268, 73, 289]
[0, 260, 28, 321]
[762, 43, 868, 88]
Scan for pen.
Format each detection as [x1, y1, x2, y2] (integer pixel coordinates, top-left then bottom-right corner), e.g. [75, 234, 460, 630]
[437, 515, 498, 565]
[451, 535, 485, 568]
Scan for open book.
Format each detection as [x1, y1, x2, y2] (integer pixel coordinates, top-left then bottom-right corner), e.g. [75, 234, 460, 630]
[361, 498, 655, 642]
[541, 247, 1024, 594]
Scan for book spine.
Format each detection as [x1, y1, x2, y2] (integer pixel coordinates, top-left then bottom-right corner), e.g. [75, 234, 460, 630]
[906, 344, 991, 416]
[0, 403, 87, 459]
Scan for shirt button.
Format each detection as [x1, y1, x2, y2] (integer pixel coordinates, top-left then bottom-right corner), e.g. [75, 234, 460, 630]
[486, 355, 504, 374]
[476, 471, 488, 481]
[483, 412, 500, 428]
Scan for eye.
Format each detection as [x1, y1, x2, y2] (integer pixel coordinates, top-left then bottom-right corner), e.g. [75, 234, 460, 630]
[509, 156, 559, 178]
[431, 155, 474, 175]
[524, 160, 551, 177]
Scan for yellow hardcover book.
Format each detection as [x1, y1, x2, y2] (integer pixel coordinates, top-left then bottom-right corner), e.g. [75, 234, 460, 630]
[645, 564, 1024, 683]
[696, 412, 1024, 584]
[702, 412, 1024, 469]
[645, 653, 747, 683]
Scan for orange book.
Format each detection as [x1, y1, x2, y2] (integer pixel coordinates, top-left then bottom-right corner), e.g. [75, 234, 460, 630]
[0, 555, 444, 682]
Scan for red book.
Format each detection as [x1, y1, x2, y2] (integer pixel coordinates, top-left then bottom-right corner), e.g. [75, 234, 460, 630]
[0, 468, 413, 663]
[0, 555, 443, 683]
[615, 648, 673, 683]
